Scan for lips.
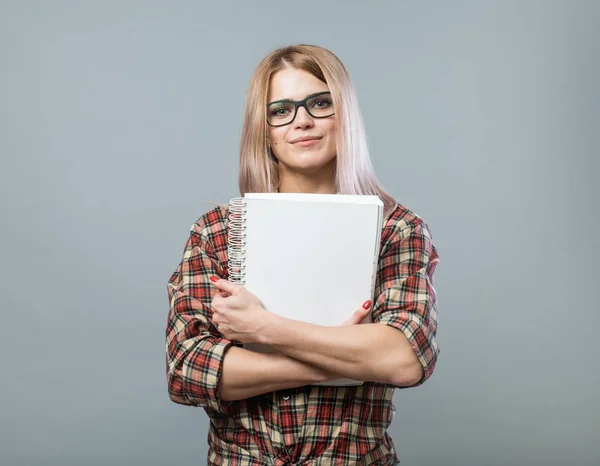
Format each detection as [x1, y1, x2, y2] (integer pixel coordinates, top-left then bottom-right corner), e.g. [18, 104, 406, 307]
[290, 136, 322, 144]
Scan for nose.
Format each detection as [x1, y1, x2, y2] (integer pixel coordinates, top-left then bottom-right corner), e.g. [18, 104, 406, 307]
[293, 105, 314, 129]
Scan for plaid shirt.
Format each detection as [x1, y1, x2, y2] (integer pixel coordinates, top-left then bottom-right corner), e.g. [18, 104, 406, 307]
[166, 203, 440, 465]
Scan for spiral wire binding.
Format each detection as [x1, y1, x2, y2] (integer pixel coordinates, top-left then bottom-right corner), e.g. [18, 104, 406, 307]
[227, 197, 247, 285]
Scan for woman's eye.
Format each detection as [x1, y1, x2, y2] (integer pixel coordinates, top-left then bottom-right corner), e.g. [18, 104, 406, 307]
[312, 100, 332, 108]
[271, 108, 289, 117]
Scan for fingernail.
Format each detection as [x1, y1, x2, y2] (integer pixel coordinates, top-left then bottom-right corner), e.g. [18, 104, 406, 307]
[209, 276, 219, 283]
[362, 300, 372, 310]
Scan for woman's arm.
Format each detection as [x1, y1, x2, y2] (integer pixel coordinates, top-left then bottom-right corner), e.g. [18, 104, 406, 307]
[211, 277, 421, 387]
[218, 347, 337, 401]
[257, 319, 422, 387]
[210, 217, 439, 389]
[218, 305, 370, 401]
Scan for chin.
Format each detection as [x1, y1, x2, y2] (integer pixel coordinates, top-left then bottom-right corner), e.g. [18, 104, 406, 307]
[282, 152, 336, 172]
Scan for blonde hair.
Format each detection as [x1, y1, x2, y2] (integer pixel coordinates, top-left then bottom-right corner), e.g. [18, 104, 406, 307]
[239, 44, 397, 218]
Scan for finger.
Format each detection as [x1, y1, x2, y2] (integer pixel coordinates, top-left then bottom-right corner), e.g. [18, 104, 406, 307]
[341, 310, 360, 325]
[221, 294, 247, 310]
[343, 299, 372, 325]
[357, 299, 373, 322]
[211, 312, 229, 326]
[215, 321, 234, 337]
[215, 322, 229, 335]
[209, 276, 239, 295]
[356, 307, 369, 319]
[342, 307, 367, 325]
[213, 292, 230, 300]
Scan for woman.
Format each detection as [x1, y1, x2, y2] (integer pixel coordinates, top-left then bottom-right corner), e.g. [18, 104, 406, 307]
[166, 44, 440, 465]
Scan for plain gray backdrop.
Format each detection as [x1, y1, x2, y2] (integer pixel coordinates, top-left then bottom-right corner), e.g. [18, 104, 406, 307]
[1, 1, 598, 465]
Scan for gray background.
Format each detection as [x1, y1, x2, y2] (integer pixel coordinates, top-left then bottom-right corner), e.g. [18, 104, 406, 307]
[1, 1, 598, 465]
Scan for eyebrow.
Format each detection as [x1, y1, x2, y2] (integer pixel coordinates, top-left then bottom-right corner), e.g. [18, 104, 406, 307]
[266, 91, 330, 106]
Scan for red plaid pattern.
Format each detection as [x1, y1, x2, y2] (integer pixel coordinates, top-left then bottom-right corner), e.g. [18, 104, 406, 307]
[166, 203, 440, 465]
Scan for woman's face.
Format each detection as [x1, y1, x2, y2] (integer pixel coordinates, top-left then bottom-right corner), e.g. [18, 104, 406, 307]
[266, 68, 337, 178]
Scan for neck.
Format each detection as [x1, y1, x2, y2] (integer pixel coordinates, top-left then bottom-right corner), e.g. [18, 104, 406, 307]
[277, 161, 336, 194]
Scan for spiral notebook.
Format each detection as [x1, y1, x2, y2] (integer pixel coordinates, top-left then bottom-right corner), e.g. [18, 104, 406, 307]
[227, 193, 384, 386]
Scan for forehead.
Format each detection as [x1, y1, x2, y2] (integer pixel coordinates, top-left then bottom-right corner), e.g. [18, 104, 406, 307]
[268, 68, 329, 102]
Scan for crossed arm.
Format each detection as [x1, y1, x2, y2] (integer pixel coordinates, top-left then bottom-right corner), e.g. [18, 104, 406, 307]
[218, 324, 423, 402]
[166, 216, 439, 410]
[211, 278, 423, 401]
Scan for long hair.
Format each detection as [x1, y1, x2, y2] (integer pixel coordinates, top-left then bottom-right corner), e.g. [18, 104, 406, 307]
[238, 44, 397, 218]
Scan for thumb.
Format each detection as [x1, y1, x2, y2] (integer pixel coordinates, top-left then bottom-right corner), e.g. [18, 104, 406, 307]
[342, 301, 372, 326]
[209, 276, 239, 295]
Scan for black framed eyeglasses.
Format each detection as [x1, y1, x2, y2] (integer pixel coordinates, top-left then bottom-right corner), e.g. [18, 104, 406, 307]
[266, 91, 335, 127]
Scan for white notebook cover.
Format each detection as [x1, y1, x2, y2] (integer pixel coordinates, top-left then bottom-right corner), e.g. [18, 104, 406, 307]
[230, 193, 383, 386]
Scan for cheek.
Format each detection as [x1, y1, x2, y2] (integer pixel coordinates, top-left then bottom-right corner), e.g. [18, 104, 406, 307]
[323, 118, 337, 138]
[325, 122, 337, 148]
[268, 128, 286, 148]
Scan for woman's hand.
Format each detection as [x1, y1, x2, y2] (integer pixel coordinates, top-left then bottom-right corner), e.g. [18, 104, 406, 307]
[210, 274, 371, 342]
[209, 276, 274, 344]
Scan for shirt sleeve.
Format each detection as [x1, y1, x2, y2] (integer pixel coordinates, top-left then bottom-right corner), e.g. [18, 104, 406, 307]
[165, 220, 234, 415]
[371, 217, 440, 388]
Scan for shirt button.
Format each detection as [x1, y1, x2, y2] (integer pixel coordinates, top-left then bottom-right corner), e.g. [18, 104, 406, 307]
[281, 391, 290, 401]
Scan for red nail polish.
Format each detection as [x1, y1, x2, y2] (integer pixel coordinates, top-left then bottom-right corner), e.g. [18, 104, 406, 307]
[362, 300, 372, 310]
[210, 276, 219, 283]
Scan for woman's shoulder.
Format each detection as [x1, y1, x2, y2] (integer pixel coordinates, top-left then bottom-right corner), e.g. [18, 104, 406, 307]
[190, 204, 229, 238]
[380, 202, 436, 250]
[383, 202, 428, 234]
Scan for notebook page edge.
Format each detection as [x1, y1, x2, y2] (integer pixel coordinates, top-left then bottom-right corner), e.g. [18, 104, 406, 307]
[245, 192, 383, 205]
